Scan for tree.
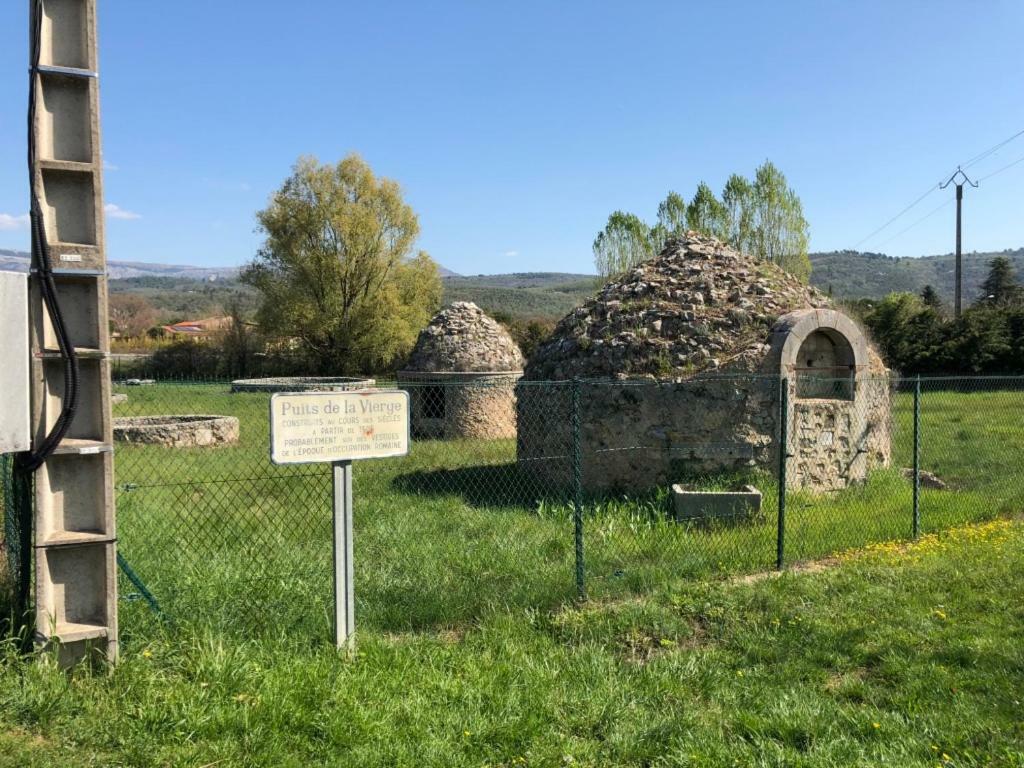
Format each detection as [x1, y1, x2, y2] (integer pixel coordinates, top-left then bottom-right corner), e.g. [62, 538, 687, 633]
[242, 155, 442, 374]
[219, 299, 256, 378]
[686, 182, 729, 241]
[109, 293, 158, 338]
[920, 284, 945, 315]
[722, 173, 755, 256]
[979, 256, 1021, 306]
[650, 191, 688, 253]
[750, 161, 811, 281]
[593, 211, 654, 279]
[590, 161, 812, 282]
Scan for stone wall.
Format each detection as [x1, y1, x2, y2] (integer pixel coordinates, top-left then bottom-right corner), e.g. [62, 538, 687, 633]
[401, 372, 521, 440]
[516, 372, 891, 493]
[517, 376, 781, 492]
[113, 415, 240, 447]
[788, 377, 891, 490]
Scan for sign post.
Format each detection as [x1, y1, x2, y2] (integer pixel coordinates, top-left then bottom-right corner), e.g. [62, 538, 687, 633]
[270, 389, 410, 648]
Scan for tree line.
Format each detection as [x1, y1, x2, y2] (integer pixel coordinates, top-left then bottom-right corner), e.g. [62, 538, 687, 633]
[592, 161, 811, 280]
[857, 256, 1024, 375]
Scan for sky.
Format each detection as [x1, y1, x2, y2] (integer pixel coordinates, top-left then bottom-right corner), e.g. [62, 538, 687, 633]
[0, 1, 1022, 275]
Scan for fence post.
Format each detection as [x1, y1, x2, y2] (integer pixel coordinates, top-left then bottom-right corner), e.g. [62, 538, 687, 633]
[776, 378, 788, 570]
[571, 378, 586, 600]
[912, 374, 921, 539]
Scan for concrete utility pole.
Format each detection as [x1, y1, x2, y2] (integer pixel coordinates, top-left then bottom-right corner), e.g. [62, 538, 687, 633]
[940, 167, 979, 318]
[28, 0, 117, 665]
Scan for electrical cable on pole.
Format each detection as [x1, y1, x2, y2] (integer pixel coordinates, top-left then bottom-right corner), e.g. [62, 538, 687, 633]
[939, 167, 979, 318]
[851, 126, 1023, 250]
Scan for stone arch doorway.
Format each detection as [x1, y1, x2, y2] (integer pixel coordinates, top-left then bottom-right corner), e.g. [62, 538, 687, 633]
[794, 328, 856, 400]
[770, 309, 885, 490]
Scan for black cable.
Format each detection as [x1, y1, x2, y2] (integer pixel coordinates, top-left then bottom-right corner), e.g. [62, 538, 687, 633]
[16, 0, 81, 473]
[961, 128, 1024, 171]
[977, 153, 1024, 183]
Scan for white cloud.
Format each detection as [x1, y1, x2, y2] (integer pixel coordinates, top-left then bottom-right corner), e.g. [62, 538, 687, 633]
[504, 250, 519, 258]
[103, 160, 119, 171]
[104, 203, 141, 220]
[0, 213, 30, 231]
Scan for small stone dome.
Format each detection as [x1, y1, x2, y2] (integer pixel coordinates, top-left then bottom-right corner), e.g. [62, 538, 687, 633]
[524, 233, 834, 381]
[404, 302, 524, 373]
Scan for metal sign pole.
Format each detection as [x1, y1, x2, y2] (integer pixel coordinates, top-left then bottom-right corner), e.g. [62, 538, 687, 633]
[332, 459, 355, 649]
[269, 389, 410, 650]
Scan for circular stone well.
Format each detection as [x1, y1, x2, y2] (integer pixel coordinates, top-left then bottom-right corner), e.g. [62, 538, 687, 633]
[230, 376, 375, 393]
[113, 415, 240, 447]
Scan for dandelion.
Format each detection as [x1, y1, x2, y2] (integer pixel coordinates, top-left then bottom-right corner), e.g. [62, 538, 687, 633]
[141, 648, 153, 659]
[872, 722, 880, 729]
[463, 731, 471, 737]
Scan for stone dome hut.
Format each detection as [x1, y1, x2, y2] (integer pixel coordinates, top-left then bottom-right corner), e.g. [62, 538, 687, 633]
[399, 302, 525, 439]
[517, 234, 891, 492]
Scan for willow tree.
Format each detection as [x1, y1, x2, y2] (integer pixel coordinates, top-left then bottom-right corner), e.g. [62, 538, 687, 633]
[243, 155, 442, 374]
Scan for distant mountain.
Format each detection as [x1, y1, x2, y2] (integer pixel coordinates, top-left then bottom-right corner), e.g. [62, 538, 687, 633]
[8, 245, 1024, 315]
[808, 247, 1024, 303]
[0, 249, 460, 280]
[0, 249, 239, 280]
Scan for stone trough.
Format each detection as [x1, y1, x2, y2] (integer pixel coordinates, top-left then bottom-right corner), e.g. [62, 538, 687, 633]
[671, 484, 762, 524]
[113, 415, 240, 447]
[230, 376, 375, 393]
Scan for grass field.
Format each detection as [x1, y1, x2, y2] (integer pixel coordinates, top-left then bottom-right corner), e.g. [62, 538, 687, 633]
[1, 379, 1023, 765]
[105, 380, 1024, 640]
[1, 517, 1023, 765]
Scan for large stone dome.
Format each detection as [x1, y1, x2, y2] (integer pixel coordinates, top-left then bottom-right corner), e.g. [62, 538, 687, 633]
[404, 302, 524, 374]
[525, 233, 834, 381]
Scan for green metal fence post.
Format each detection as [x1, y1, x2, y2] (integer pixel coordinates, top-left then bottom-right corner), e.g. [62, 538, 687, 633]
[912, 374, 921, 539]
[776, 378, 788, 570]
[117, 551, 166, 620]
[571, 378, 586, 600]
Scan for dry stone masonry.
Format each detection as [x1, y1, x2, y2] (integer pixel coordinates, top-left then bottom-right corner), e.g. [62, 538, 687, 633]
[400, 302, 524, 439]
[518, 234, 892, 492]
[113, 415, 240, 448]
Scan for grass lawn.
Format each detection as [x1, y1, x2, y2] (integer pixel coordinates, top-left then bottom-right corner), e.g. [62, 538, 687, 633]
[0, 518, 1022, 766]
[2, 379, 1023, 765]
[104, 382, 1024, 637]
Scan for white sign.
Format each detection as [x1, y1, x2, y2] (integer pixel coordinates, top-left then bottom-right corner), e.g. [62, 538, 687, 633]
[270, 390, 410, 465]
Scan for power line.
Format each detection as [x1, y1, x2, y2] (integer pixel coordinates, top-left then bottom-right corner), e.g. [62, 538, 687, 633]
[875, 198, 953, 250]
[977, 152, 1024, 182]
[962, 127, 1024, 170]
[852, 126, 1024, 249]
[852, 185, 938, 249]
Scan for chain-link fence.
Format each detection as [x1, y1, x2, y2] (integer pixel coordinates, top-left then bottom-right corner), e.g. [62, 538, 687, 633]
[3, 373, 1023, 641]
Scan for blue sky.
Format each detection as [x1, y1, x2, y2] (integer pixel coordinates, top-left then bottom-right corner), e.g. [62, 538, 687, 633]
[1, 1, 1022, 275]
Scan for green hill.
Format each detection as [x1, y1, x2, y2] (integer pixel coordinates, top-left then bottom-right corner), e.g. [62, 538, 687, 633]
[442, 272, 596, 319]
[809, 248, 1024, 303]
[89, 248, 1024, 323]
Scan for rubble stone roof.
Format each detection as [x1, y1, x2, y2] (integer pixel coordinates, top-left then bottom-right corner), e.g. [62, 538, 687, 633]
[404, 302, 524, 373]
[524, 233, 833, 380]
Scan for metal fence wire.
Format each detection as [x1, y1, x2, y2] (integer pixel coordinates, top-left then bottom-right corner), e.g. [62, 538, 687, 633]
[4, 373, 1023, 640]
